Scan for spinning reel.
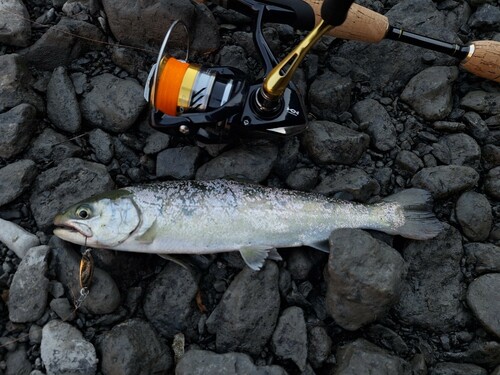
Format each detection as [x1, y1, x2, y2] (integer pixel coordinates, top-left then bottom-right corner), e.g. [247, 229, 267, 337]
[144, 0, 354, 143]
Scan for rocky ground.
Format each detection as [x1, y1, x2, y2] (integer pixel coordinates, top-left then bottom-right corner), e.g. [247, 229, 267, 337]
[0, 0, 499, 374]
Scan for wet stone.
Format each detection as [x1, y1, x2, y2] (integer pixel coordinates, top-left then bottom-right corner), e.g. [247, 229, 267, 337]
[41, 320, 97, 375]
[400, 66, 458, 121]
[218, 45, 249, 75]
[309, 71, 354, 119]
[460, 91, 500, 116]
[285, 168, 319, 192]
[484, 167, 500, 200]
[367, 324, 409, 356]
[0, 54, 44, 113]
[462, 112, 490, 144]
[352, 98, 397, 151]
[0, 0, 31, 46]
[143, 262, 201, 339]
[395, 225, 470, 331]
[156, 146, 202, 180]
[29, 324, 43, 344]
[465, 243, 500, 275]
[271, 306, 308, 371]
[395, 150, 424, 177]
[206, 261, 280, 356]
[196, 143, 278, 183]
[433, 133, 481, 168]
[334, 338, 411, 375]
[315, 168, 380, 202]
[455, 191, 492, 241]
[88, 128, 114, 164]
[411, 165, 479, 199]
[143, 132, 171, 155]
[50, 237, 121, 315]
[286, 248, 316, 280]
[482, 144, 500, 170]
[307, 325, 332, 369]
[30, 157, 114, 230]
[468, 3, 500, 30]
[466, 273, 500, 339]
[0, 160, 38, 207]
[47, 66, 81, 133]
[8, 245, 50, 323]
[302, 121, 370, 166]
[0, 103, 37, 159]
[5, 345, 32, 375]
[27, 128, 81, 165]
[273, 137, 300, 179]
[326, 229, 407, 330]
[430, 362, 487, 375]
[443, 340, 500, 368]
[80, 73, 146, 133]
[50, 298, 76, 321]
[0, 218, 40, 259]
[97, 319, 173, 375]
[176, 350, 287, 375]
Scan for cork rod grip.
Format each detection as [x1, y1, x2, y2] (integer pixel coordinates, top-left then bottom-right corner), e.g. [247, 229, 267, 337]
[303, 1, 389, 43]
[461, 41, 500, 83]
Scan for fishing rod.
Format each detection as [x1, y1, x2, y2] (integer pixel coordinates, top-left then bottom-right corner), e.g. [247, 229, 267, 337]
[211, 0, 500, 83]
[144, 0, 355, 143]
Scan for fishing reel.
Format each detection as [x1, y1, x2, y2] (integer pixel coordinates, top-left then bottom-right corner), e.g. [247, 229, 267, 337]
[144, 0, 354, 143]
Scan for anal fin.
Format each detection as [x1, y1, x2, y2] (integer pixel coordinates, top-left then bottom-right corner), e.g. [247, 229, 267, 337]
[239, 246, 274, 271]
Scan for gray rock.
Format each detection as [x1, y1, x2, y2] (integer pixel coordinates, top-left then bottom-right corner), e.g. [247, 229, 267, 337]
[218, 45, 248, 75]
[336, 0, 458, 94]
[326, 229, 406, 330]
[156, 146, 201, 180]
[482, 144, 500, 170]
[315, 168, 380, 202]
[9, 246, 50, 323]
[455, 191, 492, 241]
[88, 128, 114, 164]
[492, 365, 500, 375]
[206, 261, 280, 355]
[143, 262, 200, 339]
[98, 319, 172, 375]
[401, 66, 458, 121]
[50, 298, 75, 321]
[80, 74, 146, 133]
[462, 112, 490, 144]
[460, 91, 500, 116]
[50, 237, 121, 315]
[0, 103, 37, 159]
[286, 249, 316, 280]
[41, 320, 97, 375]
[111, 47, 147, 76]
[176, 350, 287, 375]
[0, 218, 40, 259]
[366, 324, 409, 356]
[395, 150, 424, 177]
[0, 0, 31, 46]
[352, 99, 397, 152]
[29, 324, 43, 344]
[27, 128, 81, 165]
[271, 306, 308, 371]
[309, 71, 353, 119]
[465, 243, 500, 275]
[5, 345, 32, 375]
[0, 54, 44, 113]
[484, 167, 500, 200]
[334, 338, 411, 375]
[273, 137, 300, 179]
[285, 168, 318, 191]
[468, 3, 500, 30]
[433, 133, 481, 168]
[143, 131, 171, 155]
[466, 273, 500, 339]
[101, 0, 219, 55]
[308, 325, 332, 369]
[196, 143, 278, 183]
[47, 66, 81, 133]
[0, 160, 38, 207]
[30, 157, 114, 230]
[430, 362, 487, 375]
[62, 0, 100, 17]
[411, 165, 479, 199]
[20, 18, 105, 71]
[395, 225, 470, 331]
[442, 340, 500, 368]
[302, 121, 370, 166]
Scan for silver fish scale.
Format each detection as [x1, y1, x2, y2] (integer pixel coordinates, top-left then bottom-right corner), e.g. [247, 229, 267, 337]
[122, 180, 384, 254]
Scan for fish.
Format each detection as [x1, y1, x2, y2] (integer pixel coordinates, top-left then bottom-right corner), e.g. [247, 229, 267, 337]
[53, 179, 443, 271]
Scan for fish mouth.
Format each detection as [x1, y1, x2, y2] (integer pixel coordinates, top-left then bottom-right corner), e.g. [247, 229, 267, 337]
[53, 215, 92, 244]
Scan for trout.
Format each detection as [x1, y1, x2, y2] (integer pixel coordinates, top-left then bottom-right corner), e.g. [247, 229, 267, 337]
[53, 179, 443, 270]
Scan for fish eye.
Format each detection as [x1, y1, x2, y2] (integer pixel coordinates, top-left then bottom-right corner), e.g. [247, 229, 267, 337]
[76, 206, 92, 220]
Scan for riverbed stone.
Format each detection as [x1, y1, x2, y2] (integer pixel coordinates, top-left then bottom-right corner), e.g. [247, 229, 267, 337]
[156, 146, 201, 180]
[0, 0, 31, 46]
[0, 160, 38, 207]
[430, 362, 487, 375]
[484, 167, 500, 200]
[0, 218, 40, 259]
[460, 91, 500, 116]
[433, 133, 481, 168]
[315, 168, 380, 202]
[309, 71, 353, 119]
[466, 273, 500, 339]
[0, 103, 37, 159]
[47, 66, 81, 133]
[411, 165, 479, 198]
[455, 191, 492, 241]
[26, 128, 81, 165]
[465, 243, 500, 275]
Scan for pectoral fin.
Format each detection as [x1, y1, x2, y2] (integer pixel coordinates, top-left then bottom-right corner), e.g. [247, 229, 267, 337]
[239, 246, 274, 271]
[135, 219, 158, 244]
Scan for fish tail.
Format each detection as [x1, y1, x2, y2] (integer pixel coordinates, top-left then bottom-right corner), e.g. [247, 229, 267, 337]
[379, 189, 444, 240]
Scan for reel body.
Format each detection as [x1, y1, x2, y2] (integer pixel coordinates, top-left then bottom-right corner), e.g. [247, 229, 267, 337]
[144, 1, 310, 143]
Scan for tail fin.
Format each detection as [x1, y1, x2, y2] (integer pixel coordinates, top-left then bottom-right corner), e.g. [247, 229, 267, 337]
[381, 189, 444, 240]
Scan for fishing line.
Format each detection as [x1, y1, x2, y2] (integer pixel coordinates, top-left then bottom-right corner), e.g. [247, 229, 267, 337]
[2, 7, 158, 55]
